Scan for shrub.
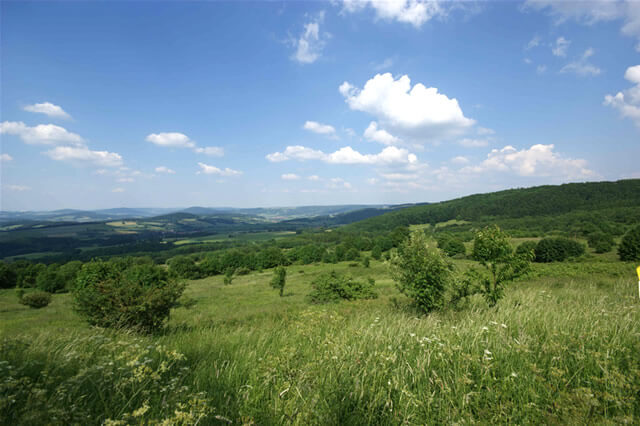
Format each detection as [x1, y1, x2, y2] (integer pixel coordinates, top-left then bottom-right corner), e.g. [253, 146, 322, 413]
[344, 248, 361, 261]
[437, 235, 466, 257]
[363, 256, 370, 268]
[235, 266, 251, 275]
[73, 260, 185, 333]
[0, 262, 17, 289]
[587, 232, 614, 253]
[270, 266, 286, 297]
[168, 255, 202, 279]
[390, 231, 452, 313]
[19, 291, 52, 309]
[371, 245, 382, 260]
[223, 268, 234, 285]
[618, 225, 640, 261]
[36, 265, 66, 293]
[534, 237, 585, 262]
[515, 241, 537, 257]
[308, 271, 377, 304]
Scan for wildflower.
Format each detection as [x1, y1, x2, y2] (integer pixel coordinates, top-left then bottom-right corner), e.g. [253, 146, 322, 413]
[511, 372, 518, 378]
[410, 333, 416, 337]
[482, 326, 489, 332]
[501, 323, 507, 329]
[484, 349, 492, 356]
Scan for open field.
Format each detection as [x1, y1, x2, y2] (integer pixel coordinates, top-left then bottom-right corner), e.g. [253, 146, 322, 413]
[2, 257, 639, 424]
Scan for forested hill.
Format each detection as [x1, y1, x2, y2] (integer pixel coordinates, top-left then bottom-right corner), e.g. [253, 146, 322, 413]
[347, 179, 640, 232]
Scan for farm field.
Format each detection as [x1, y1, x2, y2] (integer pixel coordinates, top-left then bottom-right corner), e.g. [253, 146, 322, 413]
[2, 256, 639, 424]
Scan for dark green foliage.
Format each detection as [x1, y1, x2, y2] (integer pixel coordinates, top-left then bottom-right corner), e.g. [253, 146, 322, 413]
[587, 232, 614, 253]
[515, 241, 537, 257]
[9, 261, 45, 288]
[308, 271, 377, 304]
[223, 268, 234, 285]
[534, 238, 585, 262]
[618, 225, 640, 261]
[19, 290, 52, 309]
[437, 235, 466, 257]
[344, 248, 360, 261]
[270, 266, 286, 297]
[235, 266, 251, 275]
[168, 255, 202, 279]
[466, 226, 531, 307]
[35, 264, 66, 293]
[58, 261, 83, 290]
[258, 247, 285, 269]
[0, 262, 17, 289]
[363, 256, 370, 268]
[371, 245, 382, 260]
[73, 259, 185, 333]
[321, 250, 338, 264]
[390, 232, 453, 313]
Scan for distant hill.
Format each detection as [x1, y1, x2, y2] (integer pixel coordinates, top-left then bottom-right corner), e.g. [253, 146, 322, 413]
[347, 179, 640, 232]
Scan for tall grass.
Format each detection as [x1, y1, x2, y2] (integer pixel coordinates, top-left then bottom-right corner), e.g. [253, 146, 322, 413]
[1, 260, 639, 424]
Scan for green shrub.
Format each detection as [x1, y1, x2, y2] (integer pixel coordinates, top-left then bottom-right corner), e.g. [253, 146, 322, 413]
[308, 271, 377, 304]
[270, 266, 286, 297]
[371, 245, 382, 260]
[363, 256, 370, 268]
[618, 225, 640, 261]
[534, 237, 585, 262]
[19, 291, 52, 309]
[223, 268, 234, 285]
[0, 262, 17, 289]
[437, 235, 466, 257]
[515, 240, 537, 257]
[235, 266, 251, 275]
[390, 231, 452, 313]
[587, 232, 614, 253]
[73, 260, 185, 333]
[167, 255, 202, 279]
[35, 265, 66, 293]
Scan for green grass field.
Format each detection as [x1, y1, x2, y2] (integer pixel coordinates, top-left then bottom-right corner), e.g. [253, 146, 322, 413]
[1, 256, 639, 424]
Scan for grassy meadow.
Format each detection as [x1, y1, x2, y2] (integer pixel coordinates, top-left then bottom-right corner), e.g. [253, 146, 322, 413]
[1, 254, 639, 424]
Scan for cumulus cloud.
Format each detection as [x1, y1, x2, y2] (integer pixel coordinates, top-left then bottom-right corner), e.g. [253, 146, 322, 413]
[552, 36, 571, 56]
[363, 121, 401, 145]
[341, 0, 446, 28]
[292, 12, 327, 64]
[281, 173, 300, 180]
[117, 177, 134, 183]
[23, 102, 71, 119]
[327, 177, 352, 190]
[308, 175, 321, 181]
[155, 166, 176, 174]
[0, 121, 84, 145]
[193, 146, 224, 156]
[458, 138, 489, 148]
[451, 155, 469, 164]
[1, 153, 12, 162]
[146, 132, 195, 148]
[525, 0, 640, 51]
[604, 64, 640, 127]
[303, 121, 337, 137]
[45, 146, 124, 167]
[197, 162, 242, 176]
[266, 144, 417, 166]
[112, 187, 125, 193]
[461, 144, 595, 179]
[526, 35, 541, 49]
[5, 184, 30, 191]
[339, 73, 475, 143]
[560, 48, 601, 76]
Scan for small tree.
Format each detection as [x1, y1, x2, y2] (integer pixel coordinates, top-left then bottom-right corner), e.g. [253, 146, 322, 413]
[389, 231, 453, 313]
[371, 245, 382, 260]
[270, 266, 286, 297]
[362, 256, 370, 268]
[223, 268, 234, 285]
[618, 225, 640, 261]
[0, 262, 17, 289]
[468, 225, 531, 306]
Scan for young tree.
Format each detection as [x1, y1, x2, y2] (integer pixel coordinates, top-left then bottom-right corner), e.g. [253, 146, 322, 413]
[468, 225, 531, 306]
[371, 245, 382, 260]
[270, 266, 287, 297]
[223, 268, 234, 285]
[618, 225, 640, 261]
[389, 231, 453, 313]
[0, 262, 17, 289]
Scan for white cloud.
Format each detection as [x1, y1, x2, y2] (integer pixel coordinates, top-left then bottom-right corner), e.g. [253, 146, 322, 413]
[146, 132, 195, 148]
[552, 36, 571, 56]
[45, 146, 124, 167]
[379, 172, 419, 180]
[524, 58, 533, 64]
[303, 120, 337, 137]
[373, 57, 394, 71]
[526, 35, 541, 49]
[477, 127, 495, 135]
[458, 138, 489, 148]
[461, 144, 595, 179]
[451, 155, 469, 164]
[117, 177, 134, 183]
[155, 166, 176, 174]
[0, 121, 84, 145]
[112, 187, 125, 193]
[560, 48, 601, 76]
[525, 0, 640, 51]
[363, 121, 401, 145]
[5, 184, 30, 191]
[267, 144, 417, 166]
[537, 65, 548, 74]
[23, 102, 71, 119]
[366, 177, 379, 184]
[0, 153, 12, 162]
[292, 13, 327, 64]
[604, 64, 640, 127]
[339, 73, 475, 143]
[193, 146, 224, 156]
[281, 173, 300, 180]
[327, 177, 352, 190]
[341, 0, 446, 28]
[197, 162, 242, 176]
[308, 175, 321, 181]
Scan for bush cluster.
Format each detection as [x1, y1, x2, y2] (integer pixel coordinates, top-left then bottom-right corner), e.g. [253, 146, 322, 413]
[587, 232, 615, 253]
[436, 235, 466, 257]
[73, 259, 185, 333]
[308, 271, 377, 304]
[18, 290, 52, 309]
[618, 225, 640, 261]
[534, 238, 585, 262]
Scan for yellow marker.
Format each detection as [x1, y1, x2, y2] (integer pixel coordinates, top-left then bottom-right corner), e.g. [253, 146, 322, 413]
[637, 266, 640, 299]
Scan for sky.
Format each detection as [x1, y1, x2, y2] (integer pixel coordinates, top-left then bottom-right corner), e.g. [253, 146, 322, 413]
[1, 0, 639, 211]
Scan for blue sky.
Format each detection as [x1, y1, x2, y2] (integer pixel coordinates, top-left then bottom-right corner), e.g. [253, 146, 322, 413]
[1, 0, 639, 211]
